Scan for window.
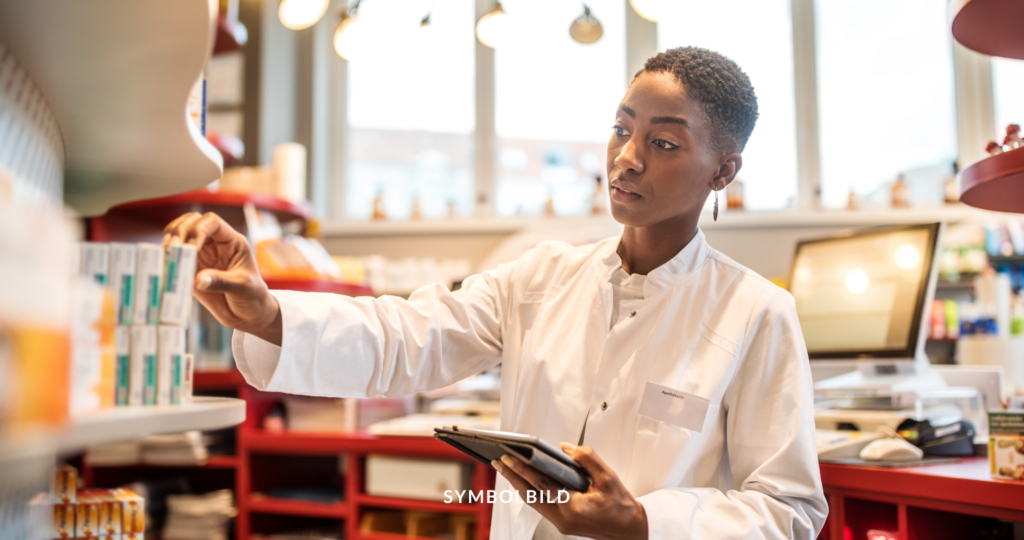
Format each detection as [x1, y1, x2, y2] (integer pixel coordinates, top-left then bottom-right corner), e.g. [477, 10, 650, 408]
[493, 0, 626, 216]
[992, 57, 1024, 141]
[815, 0, 958, 208]
[345, 0, 476, 220]
[657, 0, 799, 211]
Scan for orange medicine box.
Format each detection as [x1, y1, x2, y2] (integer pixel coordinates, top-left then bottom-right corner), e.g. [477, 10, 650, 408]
[80, 489, 122, 537]
[53, 462, 77, 504]
[76, 493, 102, 538]
[111, 488, 145, 534]
[53, 502, 75, 539]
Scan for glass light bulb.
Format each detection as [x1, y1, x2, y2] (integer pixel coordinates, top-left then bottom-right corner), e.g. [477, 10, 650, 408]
[334, 14, 361, 60]
[279, 0, 329, 30]
[629, 0, 662, 23]
[476, 9, 509, 49]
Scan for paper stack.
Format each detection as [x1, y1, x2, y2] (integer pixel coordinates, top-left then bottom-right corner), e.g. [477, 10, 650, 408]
[162, 490, 237, 540]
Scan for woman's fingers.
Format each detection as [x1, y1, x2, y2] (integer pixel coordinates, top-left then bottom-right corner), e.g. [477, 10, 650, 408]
[560, 443, 614, 489]
[163, 212, 202, 248]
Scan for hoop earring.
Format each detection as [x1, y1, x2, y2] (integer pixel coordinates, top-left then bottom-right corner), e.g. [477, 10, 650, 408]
[713, 190, 719, 221]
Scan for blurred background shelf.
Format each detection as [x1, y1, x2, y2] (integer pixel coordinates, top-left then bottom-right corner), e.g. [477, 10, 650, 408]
[249, 495, 350, 519]
[0, 0, 223, 216]
[264, 278, 375, 297]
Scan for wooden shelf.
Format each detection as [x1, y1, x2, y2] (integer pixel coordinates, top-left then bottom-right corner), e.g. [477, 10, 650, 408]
[952, 0, 1024, 60]
[0, 0, 223, 216]
[249, 495, 349, 519]
[264, 278, 375, 297]
[960, 148, 1024, 213]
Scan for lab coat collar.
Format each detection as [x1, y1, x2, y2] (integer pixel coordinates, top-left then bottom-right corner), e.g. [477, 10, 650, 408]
[600, 228, 711, 294]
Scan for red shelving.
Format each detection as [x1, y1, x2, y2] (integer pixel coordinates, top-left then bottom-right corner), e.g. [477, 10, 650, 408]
[109, 189, 309, 224]
[959, 148, 1024, 213]
[249, 495, 349, 519]
[243, 430, 470, 461]
[264, 278, 375, 297]
[354, 494, 478, 515]
[195, 370, 248, 391]
[951, 0, 1024, 60]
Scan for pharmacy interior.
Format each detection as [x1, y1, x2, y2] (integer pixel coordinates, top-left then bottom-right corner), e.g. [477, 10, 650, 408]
[11, 0, 1024, 539]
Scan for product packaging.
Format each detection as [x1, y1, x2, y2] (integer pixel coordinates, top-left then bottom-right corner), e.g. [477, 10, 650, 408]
[182, 353, 195, 405]
[157, 325, 186, 405]
[69, 279, 116, 415]
[80, 490, 122, 540]
[989, 411, 1024, 480]
[109, 243, 137, 324]
[129, 325, 157, 406]
[112, 488, 145, 537]
[160, 244, 197, 326]
[53, 502, 75, 539]
[53, 462, 77, 504]
[76, 493, 102, 539]
[28, 493, 53, 539]
[115, 326, 130, 405]
[80, 242, 110, 286]
[133, 244, 163, 325]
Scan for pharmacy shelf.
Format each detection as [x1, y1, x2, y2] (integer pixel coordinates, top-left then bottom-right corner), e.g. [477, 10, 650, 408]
[264, 278, 375, 297]
[249, 495, 349, 519]
[194, 370, 248, 390]
[243, 431, 470, 460]
[3, 397, 245, 458]
[355, 494, 478, 515]
[951, 0, 1024, 60]
[959, 149, 1024, 213]
[106, 190, 310, 226]
[87, 454, 239, 469]
[357, 533, 439, 540]
[0, 0, 223, 216]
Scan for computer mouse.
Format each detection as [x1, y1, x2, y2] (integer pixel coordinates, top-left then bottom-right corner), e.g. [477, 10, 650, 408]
[859, 438, 923, 462]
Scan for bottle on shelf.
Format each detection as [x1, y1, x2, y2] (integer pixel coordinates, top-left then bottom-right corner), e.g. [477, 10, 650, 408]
[372, 188, 387, 221]
[410, 192, 422, 221]
[590, 175, 606, 215]
[944, 161, 960, 204]
[727, 179, 745, 210]
[892, 174, 910, 208]
[846, 187, 857, 210]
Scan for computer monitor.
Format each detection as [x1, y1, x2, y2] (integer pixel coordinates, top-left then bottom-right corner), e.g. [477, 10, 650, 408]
[789, 223, 943, 385]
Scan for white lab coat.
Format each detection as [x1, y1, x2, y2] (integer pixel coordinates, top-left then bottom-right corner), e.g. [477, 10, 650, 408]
[233, 231, 828, 539]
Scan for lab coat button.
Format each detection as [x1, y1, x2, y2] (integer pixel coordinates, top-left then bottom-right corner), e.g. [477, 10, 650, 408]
[629, 311, 637, 318]
[601, 401, 608, 411]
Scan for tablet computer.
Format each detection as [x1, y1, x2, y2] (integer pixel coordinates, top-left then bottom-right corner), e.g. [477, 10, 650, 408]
[433, 426, 592, 492]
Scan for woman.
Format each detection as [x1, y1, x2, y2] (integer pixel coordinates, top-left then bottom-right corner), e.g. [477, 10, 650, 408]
[165, 47, 827, 539]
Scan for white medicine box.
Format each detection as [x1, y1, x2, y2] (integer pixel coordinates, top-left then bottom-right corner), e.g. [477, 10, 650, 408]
[365, 455, 472, 501]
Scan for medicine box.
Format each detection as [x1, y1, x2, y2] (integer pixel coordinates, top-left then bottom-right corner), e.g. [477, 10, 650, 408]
[53, 462, 77, 504]
[160, 244, 197, 326]
[115, 326, 130, 405]
[81, 242, 109, 286]
[182, 353, 195, 405]
[81, 489, 122, 539]
[53, 502, 75, 539]
[133, 244, 163, 325]
[130, 325, 157, 405]
[76, 493, 101, 539]
[365, 455, 472, 501]
[109, 243, 136, 324]
[989, 412, 1024, 480]
[157, 325, 185, 405]
[112, 488, 145, 535]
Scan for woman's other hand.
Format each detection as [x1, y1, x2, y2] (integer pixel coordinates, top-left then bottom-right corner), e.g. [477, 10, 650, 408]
[163, 212, 282, 345]
[493, 443, 648, 540]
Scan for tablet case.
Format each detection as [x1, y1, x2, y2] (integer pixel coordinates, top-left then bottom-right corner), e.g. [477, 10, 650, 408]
[433, 426, 592, 492]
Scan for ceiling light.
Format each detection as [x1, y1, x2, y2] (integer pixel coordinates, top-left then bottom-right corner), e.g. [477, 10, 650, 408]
[476, 2, 509, 49]
[334, 3, 363, 60]
[629, 0, 662, 23]
[279, 0, 329, 30]
[570, 5, 603, 44]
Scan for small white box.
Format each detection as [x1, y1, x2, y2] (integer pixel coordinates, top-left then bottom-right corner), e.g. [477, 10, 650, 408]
[114, 326, 131, 406]
[157, 326, 185, 405]
[129, 326, 157, 405]
[181, 353, 195, 405]
[109, 243, 137, 324]
[81, 242, 110, 286]
[365, 455, 472, 501]
[160, 244, 197, 326]
[133, 244, 163, 325]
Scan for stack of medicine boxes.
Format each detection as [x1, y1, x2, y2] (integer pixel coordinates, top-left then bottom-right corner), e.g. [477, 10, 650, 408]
[36, 462, 146, 539]
[80, 242, 198, 407]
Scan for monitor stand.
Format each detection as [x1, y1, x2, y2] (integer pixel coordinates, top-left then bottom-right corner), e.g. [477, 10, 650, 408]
[814, 354, 947, 395]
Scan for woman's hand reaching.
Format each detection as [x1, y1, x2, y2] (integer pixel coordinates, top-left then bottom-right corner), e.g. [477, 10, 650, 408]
[163, 212, 282, 346]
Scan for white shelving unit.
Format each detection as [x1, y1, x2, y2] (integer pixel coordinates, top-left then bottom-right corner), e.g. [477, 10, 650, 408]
[0, 0, 224, 216]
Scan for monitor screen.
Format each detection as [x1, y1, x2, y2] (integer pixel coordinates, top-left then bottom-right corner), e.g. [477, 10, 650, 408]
[789, 224, 939, 359]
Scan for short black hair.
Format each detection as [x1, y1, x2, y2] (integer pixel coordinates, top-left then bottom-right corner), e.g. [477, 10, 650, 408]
[637, 47, 759, 152]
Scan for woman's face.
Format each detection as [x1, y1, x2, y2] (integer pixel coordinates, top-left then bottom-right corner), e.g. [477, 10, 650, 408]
[606, 71, 739, 228]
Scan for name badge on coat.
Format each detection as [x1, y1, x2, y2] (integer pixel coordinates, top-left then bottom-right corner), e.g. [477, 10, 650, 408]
[638, 381, 711, 433]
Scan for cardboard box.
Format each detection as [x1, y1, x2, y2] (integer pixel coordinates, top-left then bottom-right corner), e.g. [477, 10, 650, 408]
[365, 455, 472, 501]
[159, 244, 197, 326]
[53, 462, 77, 504]
[990, 411, 1024, 479]
[181, 353, 194, 405]
[133, 244, 163, 325]
[76, 494, 101, 538]
[129, 325, 157, 405]
[114, 326, 130, 406]
[80, 490, 122, 539]
[109, 243, 136, 324]
[53, 503, 75, 539]
[81, 242, 109, 286]
[111, 488, 145, 535]
[157, 325, 185, 405]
